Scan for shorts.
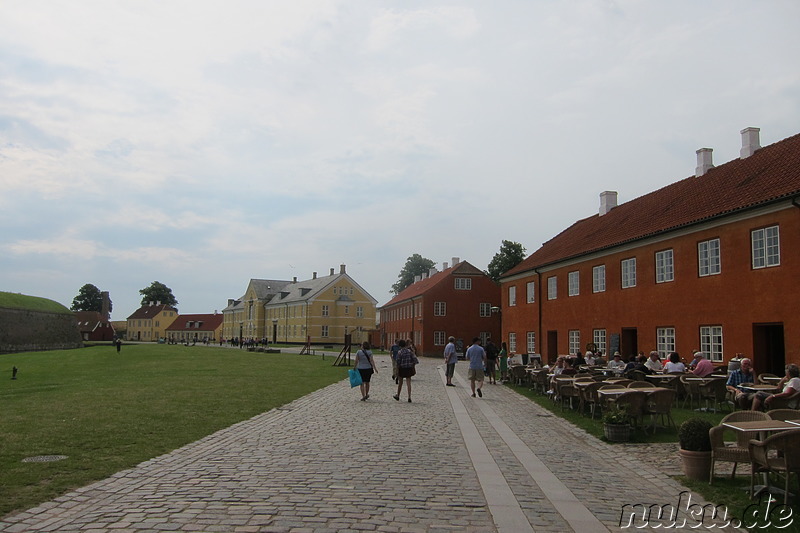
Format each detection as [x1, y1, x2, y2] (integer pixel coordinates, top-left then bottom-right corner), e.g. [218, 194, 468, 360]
[398, 366, 416, 378]
[468, 369, 485, 381]
[445, 363, 456, 378]
[358, 368, 374, 383]
[485, 360, 496, 373]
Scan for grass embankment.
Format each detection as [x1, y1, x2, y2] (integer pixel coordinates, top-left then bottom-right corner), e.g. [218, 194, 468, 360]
[0, 292, 71, 313]
[0, 344, 345, 518]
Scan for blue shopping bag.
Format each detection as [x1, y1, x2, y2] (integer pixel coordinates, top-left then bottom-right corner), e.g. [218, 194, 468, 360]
[348, 368, 362, 388]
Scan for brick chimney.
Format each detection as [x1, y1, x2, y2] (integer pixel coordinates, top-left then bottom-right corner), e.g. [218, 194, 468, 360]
[100, 291, 111, 320]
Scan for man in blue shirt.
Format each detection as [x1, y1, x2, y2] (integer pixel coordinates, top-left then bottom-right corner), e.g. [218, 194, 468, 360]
[466, 337, 487, 398]
[443, 336, 457, 387]
[726, 357, 756, 409]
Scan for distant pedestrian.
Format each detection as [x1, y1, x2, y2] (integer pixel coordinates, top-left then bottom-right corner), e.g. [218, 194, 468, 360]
[485, 337, 498, 384]
[390, 339, 400, 384]
[443, 336, 457, 387]
[498, 342, 509, 382]
[466, 337, 486, 398]
[354, 342, 377, 401]
[115, 338, 122, 353]
[393, 339, 418, 403]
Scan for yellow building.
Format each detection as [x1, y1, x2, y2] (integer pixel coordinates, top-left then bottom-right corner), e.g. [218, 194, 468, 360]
[224, 265, 377, 346]
[126, 302, 178, 341]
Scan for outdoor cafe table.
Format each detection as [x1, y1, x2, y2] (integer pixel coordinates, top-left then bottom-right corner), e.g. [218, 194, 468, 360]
[597, 386, 669, 399]
[721, 419, 800, 433]
[644, 374, 680, 383]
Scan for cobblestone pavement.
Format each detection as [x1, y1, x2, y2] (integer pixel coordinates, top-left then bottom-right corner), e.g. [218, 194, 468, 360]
[1, 356, 745, 533]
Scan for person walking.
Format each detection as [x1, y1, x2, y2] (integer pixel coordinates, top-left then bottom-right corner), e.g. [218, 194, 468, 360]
[466, 337, 487, 398]
[393, 339, 418, 402]
[354, 341, 377, 401]
[443, 336, 457, 387]
[498, 341, 508, 383]
[390, 339, 400, 384]
[484, 337, 499, 384]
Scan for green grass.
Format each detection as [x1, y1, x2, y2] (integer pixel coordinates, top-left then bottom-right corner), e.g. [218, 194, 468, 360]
[506, 382, 800, 531]
[0, 344, 346, 518]
[0, 291, 71, 313]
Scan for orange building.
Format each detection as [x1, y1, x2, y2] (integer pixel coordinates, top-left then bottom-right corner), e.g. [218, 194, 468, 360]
[500, 128, 800, 376]
[379, 259, 501, 357]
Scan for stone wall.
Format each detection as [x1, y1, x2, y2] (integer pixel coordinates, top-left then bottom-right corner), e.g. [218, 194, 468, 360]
[0, 307, 84, 354]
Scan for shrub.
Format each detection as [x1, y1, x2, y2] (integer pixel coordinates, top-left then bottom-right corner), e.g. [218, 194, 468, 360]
[678, 417, 713, 451]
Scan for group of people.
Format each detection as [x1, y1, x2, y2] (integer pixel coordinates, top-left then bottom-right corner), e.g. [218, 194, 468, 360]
[726, 359, 800, 410]
[606, 350, 716, 377]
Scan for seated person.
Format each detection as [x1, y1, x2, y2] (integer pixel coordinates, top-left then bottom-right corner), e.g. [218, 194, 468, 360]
[663, 352, 686, 373]
[630, 354, 653, 375]
[644, 351, 664, 372]
[585, 350, 596, 366]
[572, 351, 586, 368]
[751, 363, 800, 411]
[691, 352, 715, 377]
[547, 357, 566, 394]
[607, 352, 626, 372]
[561, 358, 577, 376]
[726, 357, 755, 409]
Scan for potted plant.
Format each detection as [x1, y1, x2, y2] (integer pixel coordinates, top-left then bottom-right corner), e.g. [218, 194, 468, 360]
[602, 405, 631, 442]
[678, 417, 713, 481]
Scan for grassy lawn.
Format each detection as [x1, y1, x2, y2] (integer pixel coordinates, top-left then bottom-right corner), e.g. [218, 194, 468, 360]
[506, 382, 800, 531]
[0, 344, 346, 518]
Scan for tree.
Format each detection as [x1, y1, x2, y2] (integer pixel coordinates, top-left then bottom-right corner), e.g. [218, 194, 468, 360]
[70, 283, 112, 313]
[139, 281, 178, 307]
[391, 254, 436, 295]
[486, 240, 527, 282]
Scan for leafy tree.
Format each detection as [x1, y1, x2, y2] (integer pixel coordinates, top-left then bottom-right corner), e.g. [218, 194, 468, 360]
[486, 240, 527, 282]
[391, 254, 436, 295]
[71, 284, 112, 313]
[139, 281, 178, 307]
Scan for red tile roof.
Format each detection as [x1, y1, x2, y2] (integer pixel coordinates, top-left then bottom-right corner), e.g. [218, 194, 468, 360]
[380, 261, 485, 307]
[504, 132, 800, 277]
[165, 313, 223, 331]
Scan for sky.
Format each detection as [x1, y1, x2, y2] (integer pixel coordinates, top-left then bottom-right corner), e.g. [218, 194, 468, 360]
[1, 1, 799, 320]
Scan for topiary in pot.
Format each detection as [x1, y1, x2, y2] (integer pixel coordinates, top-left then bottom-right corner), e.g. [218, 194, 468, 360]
[678, 417, 713, 481]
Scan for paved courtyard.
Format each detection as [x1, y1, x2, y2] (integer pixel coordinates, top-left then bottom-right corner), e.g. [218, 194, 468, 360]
[1, 356, 745, 532]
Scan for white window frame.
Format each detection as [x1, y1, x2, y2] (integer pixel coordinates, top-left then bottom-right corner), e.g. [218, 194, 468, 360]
[592, 265, 606, 293]
[655, 249, 674, 283]
[593, 329, 606, 355]
[455, 278, 472, 290]
[479, 303, 491, 317]
[547, 276, 557, 300]
[656, 327, 675, 357]
[621, 258, 637, 288]
[322, 305, 329, 317]
[356, 306, 364, 318]
[434, 302, 446, 316]
[568, 330, 580, 355]
[752, 225, 780, 269]
[568, 271, 580, 296]
[434, 331, 446, 346]
[508, 286, 517, 307]
[508, 332, 517, 353]
[526, 281, 535, 303]
[526, 331, 536, 354]
[698, 238, 721, 276]
[321, 325, 329, 337]
[700, 326, 724, 362]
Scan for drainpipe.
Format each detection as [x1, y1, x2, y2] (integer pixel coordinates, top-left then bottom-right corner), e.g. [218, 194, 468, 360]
[535, 268, 542, 359]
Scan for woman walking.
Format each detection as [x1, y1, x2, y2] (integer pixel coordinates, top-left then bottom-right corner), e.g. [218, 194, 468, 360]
[498, 342, 509, 383]
[354, 341, 377, 401]
[393, 339, 419, 402]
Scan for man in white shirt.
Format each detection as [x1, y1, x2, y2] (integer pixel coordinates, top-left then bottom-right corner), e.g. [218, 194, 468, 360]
[644, 351, 664, 372]
[443, 336, 457, 387]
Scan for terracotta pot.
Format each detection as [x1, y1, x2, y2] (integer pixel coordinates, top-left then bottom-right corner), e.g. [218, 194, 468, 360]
[679, 448, 712, 481]
[604, 423, 631, 442]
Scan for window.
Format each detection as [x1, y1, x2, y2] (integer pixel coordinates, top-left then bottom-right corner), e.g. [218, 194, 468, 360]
[592, 265, 606, 293]
[434, 331, 446, 346]
[455, 278, 472, 290]
[700, 326, 724, 362]
[568, 271, 580, 296]
[321, 325, 329, 337]
[508, 332, 517, 353]
[547, 276, 557, 300]
[621, 258, 637, 288]
[322, 305, 329, 317]
[698, 238, 721, 276]
[434, 302, 446, 316]
[508, 286, 516, 306]
[655, 249, 674, 283]
[527, 332, 536, 354]
[344, 306, 349, 315]
[568, 330, 580, 354]
[593, 329, 606, 355]
[356, 306, 364, 318]
[526, 281, 535, 303]
[656, 327, 675, 356]
[752, 225, 780, 269]
[479, 303, 491, 317]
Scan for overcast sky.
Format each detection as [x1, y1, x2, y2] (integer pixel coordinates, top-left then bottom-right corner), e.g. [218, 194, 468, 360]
[1, 1, 799, 320]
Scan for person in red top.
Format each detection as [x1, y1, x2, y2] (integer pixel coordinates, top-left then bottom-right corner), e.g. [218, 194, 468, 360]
[691, 352, 715, 377]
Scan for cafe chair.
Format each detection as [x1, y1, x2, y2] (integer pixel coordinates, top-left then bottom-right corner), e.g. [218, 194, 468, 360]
[757, 372, 779, 384]
[644, 388, 677, 434]
[679, 374, 702, 410]
[709, 411, 769, 484]
[748, 429, 800, 504]
[767, 389, 800, 410]
[767, 409, 800, 422]
[627, 381, 655, 388]
[698, 378, 730, 413]
[614, 390, 647, 431]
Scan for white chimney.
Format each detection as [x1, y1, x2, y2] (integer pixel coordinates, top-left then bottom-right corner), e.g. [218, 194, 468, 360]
[740, 127, 761, 158]
[443, 261, 449, 270]
[428, 267, 437, 277]
[599, 191, 618, 216]
[451, 257, 460, 266]
[695, 148, 714, 177]
[415, 274, 422, 283]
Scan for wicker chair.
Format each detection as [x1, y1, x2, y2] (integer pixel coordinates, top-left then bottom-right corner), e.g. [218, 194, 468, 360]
[680, 374, 702, 410]
[614, 390, 648, 431]
[579, 381, 604, 418]
[556, 378, 580, 410]
[627, 381, 655, 388]
[767, 389, 800, 410]
[758, 372, 779, 384]
[698, 378, 730, 412]
[709, 411, 770, 484]
[607, 378, 633, 387]
[767, 409, 800, 421]
[626, 369, 648, 382]
[748, 429, 800, 504]
[644, 388, 677, 434]
[510, 365, 528, 387]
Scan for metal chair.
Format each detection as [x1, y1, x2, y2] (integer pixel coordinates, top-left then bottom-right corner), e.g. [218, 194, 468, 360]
[709, 411, 770, 484]
[748, 429, 800, 504]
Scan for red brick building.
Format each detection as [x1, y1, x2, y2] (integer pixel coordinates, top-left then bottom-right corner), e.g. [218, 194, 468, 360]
[500, 128, 800, 375]
[378, 259, 501, 357]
